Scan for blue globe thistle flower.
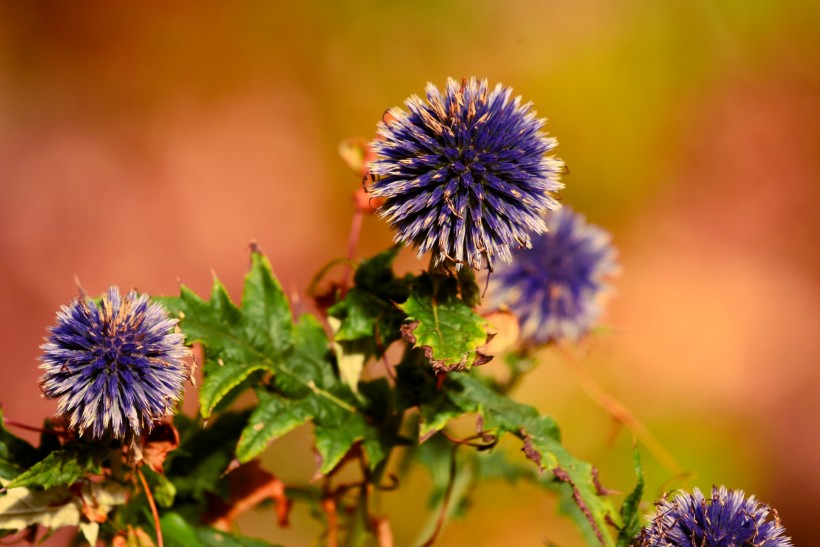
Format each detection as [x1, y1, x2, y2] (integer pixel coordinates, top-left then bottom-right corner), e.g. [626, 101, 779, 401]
[486, 206, 618, 345]
[40, 287, 189, 441]
[369, 77, 564, 271]
[636, 485, 792, 546]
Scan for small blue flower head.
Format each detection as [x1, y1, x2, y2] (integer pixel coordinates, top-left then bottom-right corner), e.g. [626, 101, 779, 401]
[369, 77, 564, 271]
[636, 485, 792, 546]
[40, 287, 189, 441]
[486, 206, 618, 345]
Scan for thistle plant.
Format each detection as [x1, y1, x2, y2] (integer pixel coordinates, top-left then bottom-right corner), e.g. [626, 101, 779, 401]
[486, 205, 619, 345]
[39, 287, 190, 442]
[635, 486, 792, 546]
[369, 77, 564, 271]
[0, 78, 790, 547]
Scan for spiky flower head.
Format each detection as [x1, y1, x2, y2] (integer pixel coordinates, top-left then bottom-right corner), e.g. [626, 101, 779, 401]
[369, 77, 564, 271]
[40, 287, 189, 441]
[635, 485, 792, 546]
[486, 206, 618, 345]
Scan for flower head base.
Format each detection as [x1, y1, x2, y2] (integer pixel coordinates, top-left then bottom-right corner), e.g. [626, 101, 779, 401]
[369, 77, 564, 271]
[40, 287, 189, 441]
[486, 206, 618, 345]
[636, 486, 792, 546]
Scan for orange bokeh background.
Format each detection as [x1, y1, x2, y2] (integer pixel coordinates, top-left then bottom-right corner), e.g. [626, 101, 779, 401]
[1, 2, 817, 545]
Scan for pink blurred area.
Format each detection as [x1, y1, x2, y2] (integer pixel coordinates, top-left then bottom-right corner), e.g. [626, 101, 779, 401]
[0, 2, 818, 545]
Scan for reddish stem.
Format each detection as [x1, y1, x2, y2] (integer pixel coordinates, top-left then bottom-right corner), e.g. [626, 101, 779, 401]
[3, 419, 68, 437]
[137, 467, 163, 547]
[341, 208, 365, 296]
[321, 497, 338, 547]
[435, 372, 446, 391]
[420, 444, 458, 547]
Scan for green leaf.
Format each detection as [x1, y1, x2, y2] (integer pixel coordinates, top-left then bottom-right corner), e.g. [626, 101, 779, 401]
[616, 446, 645, 547]
[160, 512, 282, 547]
[314, 416, 369, 474]
[197, 527, 281, 547]
[163, 252, 293, 418]
[241, 251, 293, 357]
[168, 411, 251, 502]
[329, 289, 390, 341]
[161, 512, 203, 547]
[236, 392, 314, 463]
[271, 315, 337, 398]
[142, 468, 177, 508]
[421, 373, 616, 546]
[7, 447, 103, 490]
[0, 411, 39, 480]
[167, 250, 396, 476]
[399, 273, 491, 372]
[199, 362, 269, 418]
[327, 246, 411, 361]
[352, 245, 411, 299]
[244, 315, 391, 474]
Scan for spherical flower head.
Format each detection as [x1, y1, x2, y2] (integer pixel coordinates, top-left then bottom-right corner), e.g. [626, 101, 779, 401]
[40, 287, 189, 442]
[486, 206, 618, 345]
[636, 485, 792, 546]
[369, 77, 564, 271]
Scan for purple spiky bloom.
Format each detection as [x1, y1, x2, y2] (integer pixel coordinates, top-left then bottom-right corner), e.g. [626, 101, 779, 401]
[635, 486, 792, 546]
[369, 77, 564, 271]
[40, 287, 189, 441]
[486, 206, 617, 345]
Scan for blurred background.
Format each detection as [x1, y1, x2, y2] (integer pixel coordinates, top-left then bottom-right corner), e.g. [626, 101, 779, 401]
[0, 1, 818, 545]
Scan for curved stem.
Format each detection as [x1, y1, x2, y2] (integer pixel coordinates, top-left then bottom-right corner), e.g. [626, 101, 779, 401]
[555, 343, 683, 476]
[341, 208, 365, 296]
[137, 467, 163, 547]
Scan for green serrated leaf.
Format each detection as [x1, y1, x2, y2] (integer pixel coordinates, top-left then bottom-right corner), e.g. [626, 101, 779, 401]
[0, 411, 39, 480]
[352, 246, 409, 298]
[167, 251, 392, 477]
[199, 362, 268, 418]
[617, 446, 645, 547]
[399, 273, 490, 372]
[418, 373, 616, 546]
[314, 411, 369, 474]
[327, 247, 411, 365]
[236, 392, 314, 463]
[165, 252, 294, 417]
[241, 252, 293, 356]
[7, 447, 102, 490]
[272, 315, 336, 397]
[328, 289, 389, 342]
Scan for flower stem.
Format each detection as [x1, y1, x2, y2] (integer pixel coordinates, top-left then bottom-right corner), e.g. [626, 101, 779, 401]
[341, 207, 365, 296]
[555, 343, 683, 476]
[321, 497, 338, 547]
[137, 467, 163, 547]
[2, 418, 68, 437]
